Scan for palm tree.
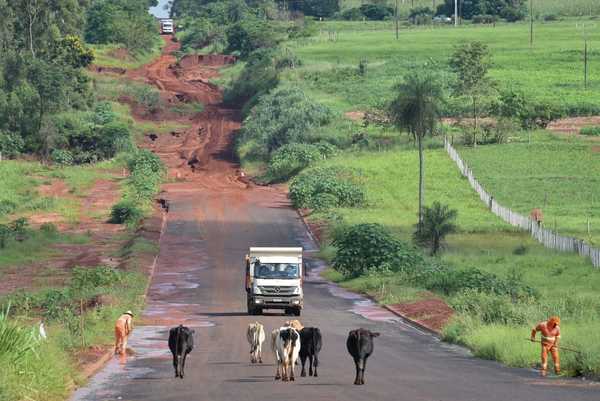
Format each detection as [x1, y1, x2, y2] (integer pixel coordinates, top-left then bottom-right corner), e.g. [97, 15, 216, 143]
[414, 201, 458, 255]
[389, 69, 444, 228]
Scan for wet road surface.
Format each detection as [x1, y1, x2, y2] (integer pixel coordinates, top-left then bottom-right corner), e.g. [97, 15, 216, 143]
[72, 40, 600, 401]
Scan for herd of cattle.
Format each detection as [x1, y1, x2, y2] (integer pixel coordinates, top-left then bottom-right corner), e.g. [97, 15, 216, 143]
[167, 320, 379, 385]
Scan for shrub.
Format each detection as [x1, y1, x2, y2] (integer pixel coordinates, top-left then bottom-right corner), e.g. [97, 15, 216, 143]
[341, 8, 364, 20]
[39, 222, 58, 236]
[239, 87, 332, 160]
[450, 290, 528, 325]
[501, 6, 526, 22]
[226, 18, 279, 58]
[522, 102, 564, 129]
[98, 121, 133, 155]
[51, 149, 74, 166]
[71, 266, 123, 292]
[580, 126, 600, 136]
[332, 223, 423, 277]
[110, 200, 143, 225]
[409, 7, 434, 25]
[265, 142, 337, 183]
[359, 4, 394, 20]
[0, 200, 17, 216]
[417, 266, 538, 299]
[126, 149, 165, 202]
[92, 101, 116, 125]
[0, 224, 10, 248]
[129, 85, 161, 115]
[223, 48, 281, 108]
[289, 166, 365, 210]
[0, 131, 24, 158]
[543, 14, 559, 22]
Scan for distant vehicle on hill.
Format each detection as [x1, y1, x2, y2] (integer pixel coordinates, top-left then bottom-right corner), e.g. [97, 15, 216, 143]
[159, 18, 174, 35]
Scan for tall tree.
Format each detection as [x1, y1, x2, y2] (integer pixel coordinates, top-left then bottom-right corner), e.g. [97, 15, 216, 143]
[389, 69, 444, 228]
[449, 41, 492, 146]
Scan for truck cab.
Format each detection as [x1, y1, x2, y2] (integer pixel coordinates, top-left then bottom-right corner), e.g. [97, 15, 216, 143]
[160, 19, 174, 35]
[245, 247, 303, 316]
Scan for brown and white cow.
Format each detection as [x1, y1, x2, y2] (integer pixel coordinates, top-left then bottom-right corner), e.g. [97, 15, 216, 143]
[246, 322, 265, 363]
[271, 327, 300, 381]
[284, 319, 304, 331]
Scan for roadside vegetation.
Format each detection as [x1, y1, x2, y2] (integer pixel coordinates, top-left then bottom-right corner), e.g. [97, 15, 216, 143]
[0, 1, 167, 400]
[164, 0, 600, 379]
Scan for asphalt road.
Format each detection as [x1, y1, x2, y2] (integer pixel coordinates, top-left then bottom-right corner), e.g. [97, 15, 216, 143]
[72, 43, 599, 401]
[70, 173, 600, 401]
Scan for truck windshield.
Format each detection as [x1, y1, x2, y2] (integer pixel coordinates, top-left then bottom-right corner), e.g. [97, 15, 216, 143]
[254, 263, 300, 279]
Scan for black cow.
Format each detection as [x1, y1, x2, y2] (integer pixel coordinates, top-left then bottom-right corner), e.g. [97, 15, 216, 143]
[346, 328, 379, 385]
[168, 325, 195, 379]
[299, 327, 322, 377]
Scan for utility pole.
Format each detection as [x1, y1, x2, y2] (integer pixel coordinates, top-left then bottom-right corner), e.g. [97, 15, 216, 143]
[577, 22, 595, 90]
[395, 0, 399, 40]
[529, 0, 534, 48]
[454, 0, 458, 27]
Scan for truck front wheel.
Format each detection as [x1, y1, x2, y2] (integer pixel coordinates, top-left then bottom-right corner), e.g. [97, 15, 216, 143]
[293, 308, 301, 317]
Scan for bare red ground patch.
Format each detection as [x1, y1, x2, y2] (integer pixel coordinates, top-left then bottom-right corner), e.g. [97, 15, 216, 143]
[345, 111, 365, 122]
[387, 297, 454, 333]
[547, 116, 600, 135]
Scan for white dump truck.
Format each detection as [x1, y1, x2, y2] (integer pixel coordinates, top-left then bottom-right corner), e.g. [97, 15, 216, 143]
[159, 18, 174, 35]
[245, 247, 303, 316]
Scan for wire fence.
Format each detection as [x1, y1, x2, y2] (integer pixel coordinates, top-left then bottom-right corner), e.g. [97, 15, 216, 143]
[444, 136, 600, 268]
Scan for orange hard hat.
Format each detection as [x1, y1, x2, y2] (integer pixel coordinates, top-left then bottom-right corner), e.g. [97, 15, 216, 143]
[548, 316, 560, 326]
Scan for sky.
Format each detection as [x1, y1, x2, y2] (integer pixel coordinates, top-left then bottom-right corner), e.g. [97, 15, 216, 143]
[149, 0, 170, 18]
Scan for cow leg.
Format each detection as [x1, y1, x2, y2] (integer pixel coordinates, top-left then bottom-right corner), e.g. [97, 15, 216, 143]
[308, 355, 314, 376]
[313, 353, 319, 377]
[180, 353, 188, 379]
[360, 358, 367, 385]
[289, 356, 296, 381]
[300, 354, 307, 377]
[258, 344, 263, 364]
[353, 359, 361, 385]
[275, 361, 281, 380]
[172, 354, 179, 378]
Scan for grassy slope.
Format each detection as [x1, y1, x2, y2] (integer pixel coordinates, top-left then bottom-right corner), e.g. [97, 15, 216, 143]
[282, 19, 600, 376]
[0, 45, 166, 401]
[90, 42, 163, 69]
[458, 131, 600, 243]
[287, 20, 600, 114]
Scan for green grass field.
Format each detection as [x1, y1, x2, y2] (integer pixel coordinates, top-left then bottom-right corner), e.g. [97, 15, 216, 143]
[457, 131, 600, 243]
[287, 19, 600, 115]
[312, 143, 600, 376]
[339, 0, 600, 16]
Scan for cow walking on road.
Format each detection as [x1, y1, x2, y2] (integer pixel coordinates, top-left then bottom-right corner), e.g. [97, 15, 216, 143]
[272, 327, 300, 381]
[346, 328, 379, 385]
[247, 322, 266, 363]
[299, 327, 322, 377]
[168, 325, 195, 379]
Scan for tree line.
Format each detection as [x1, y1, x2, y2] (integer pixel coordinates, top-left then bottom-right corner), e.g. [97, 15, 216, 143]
[0, 0, 160, 162]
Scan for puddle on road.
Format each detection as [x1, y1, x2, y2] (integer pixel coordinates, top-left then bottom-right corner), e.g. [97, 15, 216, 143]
[71, 326, 168, 401]
[307, 259, 402, 324]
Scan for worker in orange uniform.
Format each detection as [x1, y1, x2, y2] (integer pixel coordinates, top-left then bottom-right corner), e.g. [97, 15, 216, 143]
[531, 316, 561, 376]
[114, 310, 134, 355]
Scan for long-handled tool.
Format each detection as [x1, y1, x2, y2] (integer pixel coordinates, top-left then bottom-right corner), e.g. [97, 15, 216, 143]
[526, 339, 581, 354]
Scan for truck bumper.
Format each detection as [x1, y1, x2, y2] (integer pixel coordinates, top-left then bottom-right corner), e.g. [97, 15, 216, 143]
[250, 296, 303, 309]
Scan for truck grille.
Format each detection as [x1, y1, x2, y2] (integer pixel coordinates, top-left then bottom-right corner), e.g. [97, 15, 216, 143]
[258, 286, 296, 296]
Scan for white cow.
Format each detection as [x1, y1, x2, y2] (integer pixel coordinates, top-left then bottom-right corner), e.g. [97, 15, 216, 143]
[246, 322, 266, 364]
[272, 327, 300, 381]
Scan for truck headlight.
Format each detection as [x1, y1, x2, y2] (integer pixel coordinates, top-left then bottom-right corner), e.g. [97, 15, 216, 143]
[293, 286, 301, 295]
[253, 285, 262, 294]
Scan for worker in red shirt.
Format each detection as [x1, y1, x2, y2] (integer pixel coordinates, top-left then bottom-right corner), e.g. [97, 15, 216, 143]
[114, 311, 134, 355]
[531, 316, 561, 375]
